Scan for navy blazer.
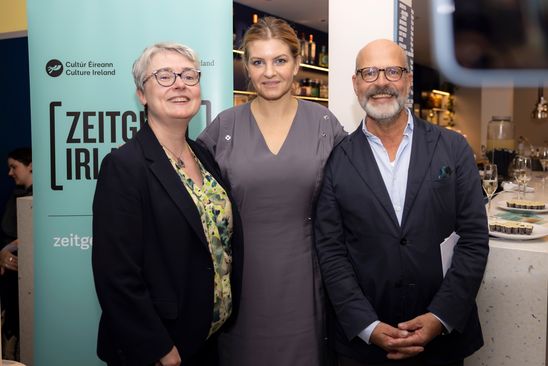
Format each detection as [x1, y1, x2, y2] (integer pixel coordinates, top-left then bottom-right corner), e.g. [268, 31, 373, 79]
[92, 123, 243, 366]
[314, 116, 489, 364]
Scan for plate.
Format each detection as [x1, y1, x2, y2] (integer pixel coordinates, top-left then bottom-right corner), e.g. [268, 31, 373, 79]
[489, 222, 548, 240]
[498, 201, 548, 214]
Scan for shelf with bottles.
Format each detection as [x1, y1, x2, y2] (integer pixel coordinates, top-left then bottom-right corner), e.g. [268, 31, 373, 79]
[298, 32, 329, 70]
[418, 89, 455, 126]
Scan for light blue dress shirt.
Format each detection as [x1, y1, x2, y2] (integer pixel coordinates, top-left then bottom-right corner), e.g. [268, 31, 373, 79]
[361, 112, 414, 225]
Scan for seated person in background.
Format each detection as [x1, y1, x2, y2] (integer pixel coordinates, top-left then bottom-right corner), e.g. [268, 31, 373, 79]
[0, 147, 32, 360]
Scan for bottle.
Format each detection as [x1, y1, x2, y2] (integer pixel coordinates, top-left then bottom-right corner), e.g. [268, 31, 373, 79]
[300, 33, 309, 64]
[298, 79, 306, 96]
[307, 34, 316, 65]
[310, 79, 319, 97]
[318, 45, 328, 68]
[319, 81, 328, 99]
[303, 78, 311, 96]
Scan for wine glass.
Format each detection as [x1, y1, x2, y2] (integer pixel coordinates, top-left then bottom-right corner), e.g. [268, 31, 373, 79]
[511, 156, 523, 199]
[540, 147, 548, 186]
[482, 164, 498, 216]
[512, 156, 532, 198]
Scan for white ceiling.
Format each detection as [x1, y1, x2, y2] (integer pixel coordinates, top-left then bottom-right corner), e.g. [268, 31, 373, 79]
[234, 0, 433, 66]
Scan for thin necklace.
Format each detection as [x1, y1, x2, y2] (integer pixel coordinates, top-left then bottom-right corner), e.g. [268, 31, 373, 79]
[162, 144, 185, 169]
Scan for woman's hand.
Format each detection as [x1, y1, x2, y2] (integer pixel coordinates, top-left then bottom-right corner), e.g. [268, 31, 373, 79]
[155, 346, 181, 366]
[0, 249, 18, 274]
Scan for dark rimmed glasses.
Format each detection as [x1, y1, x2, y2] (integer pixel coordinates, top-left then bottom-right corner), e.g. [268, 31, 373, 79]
[356, 66, 408, 82]
[143, 68, 201, 87]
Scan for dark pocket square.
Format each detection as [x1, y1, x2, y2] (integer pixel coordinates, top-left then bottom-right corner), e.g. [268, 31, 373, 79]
[438, 165, 453, 179]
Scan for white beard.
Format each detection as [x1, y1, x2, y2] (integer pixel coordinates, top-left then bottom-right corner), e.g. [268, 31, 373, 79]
[363, 98, 402, 123]
[359, 88, 407, 124]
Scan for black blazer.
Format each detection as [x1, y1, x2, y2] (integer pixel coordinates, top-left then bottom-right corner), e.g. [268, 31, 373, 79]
[315, 116, 489, 364]
[92, 123, 243, 366]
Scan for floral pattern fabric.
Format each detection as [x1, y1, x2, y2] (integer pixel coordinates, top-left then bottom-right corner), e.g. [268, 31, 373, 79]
[165, 146, 233, 337]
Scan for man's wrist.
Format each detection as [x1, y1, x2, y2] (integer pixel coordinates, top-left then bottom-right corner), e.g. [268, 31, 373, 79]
[358, 320, 380, 344]
[431, 312, 451, 335]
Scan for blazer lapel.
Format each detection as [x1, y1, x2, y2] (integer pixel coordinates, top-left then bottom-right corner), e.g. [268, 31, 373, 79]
[342, 129, 400, 229]
[136, 124, 209, 248]
[401, 117, 440, 227]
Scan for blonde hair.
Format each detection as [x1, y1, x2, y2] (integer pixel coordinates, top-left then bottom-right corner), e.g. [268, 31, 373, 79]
[241, 16, 300, 63]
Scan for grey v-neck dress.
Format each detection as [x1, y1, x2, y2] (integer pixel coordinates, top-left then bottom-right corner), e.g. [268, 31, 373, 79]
[198, 100, 346, 366]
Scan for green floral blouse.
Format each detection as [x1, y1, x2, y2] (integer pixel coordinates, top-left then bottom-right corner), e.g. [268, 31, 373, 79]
[165, 146, 233, 337]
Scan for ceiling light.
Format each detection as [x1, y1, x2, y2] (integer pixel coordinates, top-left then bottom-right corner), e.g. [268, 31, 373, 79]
[432, 89, 450, 96]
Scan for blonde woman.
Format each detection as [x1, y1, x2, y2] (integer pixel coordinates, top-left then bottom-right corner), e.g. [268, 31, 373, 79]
[198, 17, 346, 366]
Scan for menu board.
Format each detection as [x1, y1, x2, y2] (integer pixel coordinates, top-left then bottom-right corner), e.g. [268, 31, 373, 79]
[395, 0, 414, 104]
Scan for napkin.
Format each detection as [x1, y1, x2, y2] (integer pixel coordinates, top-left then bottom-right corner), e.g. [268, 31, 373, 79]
[501, 181, 535, 193]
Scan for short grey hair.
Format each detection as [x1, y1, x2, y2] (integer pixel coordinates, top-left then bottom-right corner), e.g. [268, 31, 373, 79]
[132, 42, 200, 91]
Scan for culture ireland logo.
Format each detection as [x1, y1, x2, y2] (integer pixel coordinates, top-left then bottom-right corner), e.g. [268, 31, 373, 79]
[45, 58, 117, 77]
[46, 59, 64, 77]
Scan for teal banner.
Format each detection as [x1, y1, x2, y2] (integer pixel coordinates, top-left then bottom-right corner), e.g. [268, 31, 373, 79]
[26, 1, 233, 364]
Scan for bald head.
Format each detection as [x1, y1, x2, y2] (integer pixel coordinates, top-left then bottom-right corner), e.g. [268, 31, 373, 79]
[352, 39, 412, 126]
[355, 39, 408, 71]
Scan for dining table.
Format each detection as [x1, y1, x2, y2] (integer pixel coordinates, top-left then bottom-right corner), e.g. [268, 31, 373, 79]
[465, 177, 548, 366]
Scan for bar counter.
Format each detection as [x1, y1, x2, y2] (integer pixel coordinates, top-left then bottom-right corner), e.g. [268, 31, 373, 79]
[465, 179, 548, 366]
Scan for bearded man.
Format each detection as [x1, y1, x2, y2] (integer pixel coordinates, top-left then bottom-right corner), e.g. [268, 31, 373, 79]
[314, 39, 489, 366]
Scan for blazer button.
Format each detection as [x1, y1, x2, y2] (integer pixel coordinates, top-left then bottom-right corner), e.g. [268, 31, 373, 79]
[400, 238, 407, 246]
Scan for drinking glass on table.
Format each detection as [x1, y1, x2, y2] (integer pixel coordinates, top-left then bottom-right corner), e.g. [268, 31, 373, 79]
[512, 156, 532, 198]
[482, 164, 498, 216]
[540, 147, 548, 186]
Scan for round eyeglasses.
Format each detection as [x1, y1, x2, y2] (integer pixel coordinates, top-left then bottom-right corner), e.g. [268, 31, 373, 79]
[356, 66, 408, 82]
[143, 68, 201, 87]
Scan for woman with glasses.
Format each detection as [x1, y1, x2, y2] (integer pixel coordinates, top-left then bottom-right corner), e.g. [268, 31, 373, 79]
[198, 17, 346, 366]
[92, 42, 243, 366]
